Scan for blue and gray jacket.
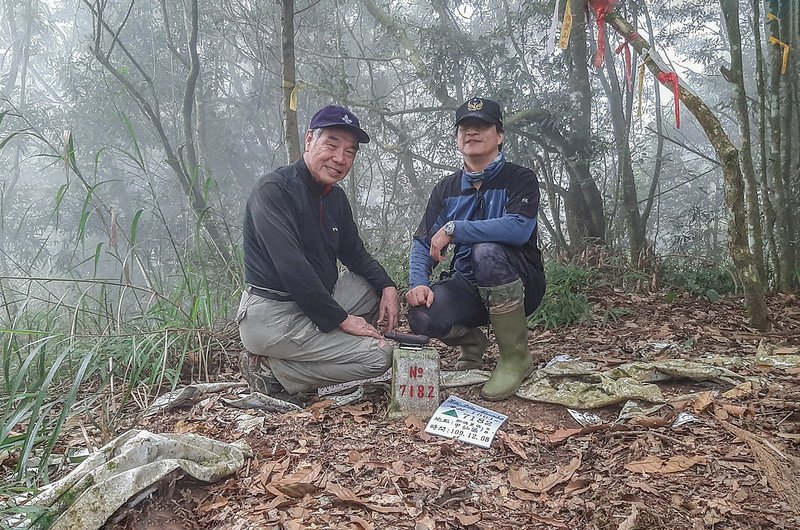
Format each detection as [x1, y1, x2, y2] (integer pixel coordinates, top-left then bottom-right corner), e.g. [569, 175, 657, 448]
[409, 162, 543, 287]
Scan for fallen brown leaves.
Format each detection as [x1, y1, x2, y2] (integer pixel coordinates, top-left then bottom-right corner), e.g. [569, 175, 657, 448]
[624, 455, 707, 474]
[102, 291, 800, 530]
[509, 456, 581, 495]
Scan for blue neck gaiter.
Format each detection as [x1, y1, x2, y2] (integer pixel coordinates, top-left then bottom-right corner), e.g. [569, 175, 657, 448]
[462, 152, 505, 184]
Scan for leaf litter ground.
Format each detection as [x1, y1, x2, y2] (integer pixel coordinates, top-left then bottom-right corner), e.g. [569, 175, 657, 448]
[104, 290, 800, 530]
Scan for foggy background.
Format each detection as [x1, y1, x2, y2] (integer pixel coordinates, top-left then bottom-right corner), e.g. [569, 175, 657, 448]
[0, 0, 793, 322]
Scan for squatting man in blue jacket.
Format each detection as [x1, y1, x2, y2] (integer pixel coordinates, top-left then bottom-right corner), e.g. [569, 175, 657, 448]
[238, 105, 400, 396]
[406, 97, 546, 400]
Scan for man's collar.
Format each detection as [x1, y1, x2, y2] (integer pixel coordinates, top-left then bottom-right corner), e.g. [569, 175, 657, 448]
[460, 172, 476, 192]
[295, 158, 331, 196]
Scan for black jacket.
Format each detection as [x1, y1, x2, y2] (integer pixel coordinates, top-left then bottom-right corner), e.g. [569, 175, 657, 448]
[243, 159, 395, 332]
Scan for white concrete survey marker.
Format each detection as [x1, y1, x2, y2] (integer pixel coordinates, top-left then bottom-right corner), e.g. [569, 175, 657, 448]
[425, 395, 508, 448]
[388, 347, 441, 418]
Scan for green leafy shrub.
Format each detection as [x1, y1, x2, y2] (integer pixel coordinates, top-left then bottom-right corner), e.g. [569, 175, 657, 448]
[592, 253, 651, 290]
[527, 263, 593, 329]
[544, 262, 595, 292]
[659, 262, 736, 298]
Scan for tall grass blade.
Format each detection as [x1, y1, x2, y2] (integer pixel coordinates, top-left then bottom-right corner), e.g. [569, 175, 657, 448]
[130, 210, 143, 248]
[119, 112, 146, 171]
[16, 347, 70, 481]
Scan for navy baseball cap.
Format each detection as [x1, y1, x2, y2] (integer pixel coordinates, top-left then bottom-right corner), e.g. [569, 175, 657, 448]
[309, 105, 370, 144]
[455, 97, 503, 127]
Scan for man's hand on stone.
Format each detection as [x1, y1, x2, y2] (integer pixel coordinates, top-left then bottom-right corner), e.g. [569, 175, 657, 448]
[339, 314, 382, 339]
[405, 285, 434, 308]
[378, 286, 400, 332]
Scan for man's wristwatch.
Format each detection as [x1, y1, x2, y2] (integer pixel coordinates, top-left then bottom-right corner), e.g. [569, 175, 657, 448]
[443, 220, 456, 237]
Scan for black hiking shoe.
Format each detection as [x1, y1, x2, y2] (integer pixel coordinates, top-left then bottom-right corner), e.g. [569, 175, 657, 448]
[239, 351, 285, 396]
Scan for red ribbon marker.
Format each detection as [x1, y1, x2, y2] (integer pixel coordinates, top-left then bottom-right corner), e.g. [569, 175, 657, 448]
[656, 71, 681, 129]
[615, 42, 632, 90]
[620, 32, 644, 91]
[591, 0, 618, 68]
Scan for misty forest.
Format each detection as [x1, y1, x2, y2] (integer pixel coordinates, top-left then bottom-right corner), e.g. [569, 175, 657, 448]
[1, 0, 799, 528]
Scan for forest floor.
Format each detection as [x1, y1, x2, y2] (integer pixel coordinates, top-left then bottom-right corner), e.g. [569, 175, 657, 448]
[102, 288, 800, 530]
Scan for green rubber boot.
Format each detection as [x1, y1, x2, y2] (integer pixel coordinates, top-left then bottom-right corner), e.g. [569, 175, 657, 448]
[441, 324, 488, 370]
[478, 279, 533, 401]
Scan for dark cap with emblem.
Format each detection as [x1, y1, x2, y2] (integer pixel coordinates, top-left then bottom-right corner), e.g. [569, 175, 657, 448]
[309, 105, 370, 143]
[454, 97, 503, 127]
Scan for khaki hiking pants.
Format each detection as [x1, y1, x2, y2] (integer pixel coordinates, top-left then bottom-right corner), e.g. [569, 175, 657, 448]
[237, 271, 393, 394]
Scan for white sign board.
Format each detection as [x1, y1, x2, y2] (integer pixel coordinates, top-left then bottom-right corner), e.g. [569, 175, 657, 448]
[425, 396, 508, 449]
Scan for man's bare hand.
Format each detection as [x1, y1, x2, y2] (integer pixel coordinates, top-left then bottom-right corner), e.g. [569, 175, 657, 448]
[429, 227, 453, 263]
[405, 285, 435, 308]
[339, 314, 382, 339]
[378, 286, 400, 332]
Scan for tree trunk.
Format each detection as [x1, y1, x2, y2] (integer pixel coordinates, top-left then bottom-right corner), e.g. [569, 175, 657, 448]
[606, 11, 770, 331]
[766, 0, 795, 290]
[281, 0, 301, 163]
[564, 0, 607, 249]
[720, 0, 767, 285]
[535, 153, 569, 251]
[776, 0, 797, 289]
[598, 38, 643, 262]
[638, 3, 665, 238]
[753, 0, 779, 287]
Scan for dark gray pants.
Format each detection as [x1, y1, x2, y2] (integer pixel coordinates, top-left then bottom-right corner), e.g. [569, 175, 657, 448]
[407, 242, 545, 338]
